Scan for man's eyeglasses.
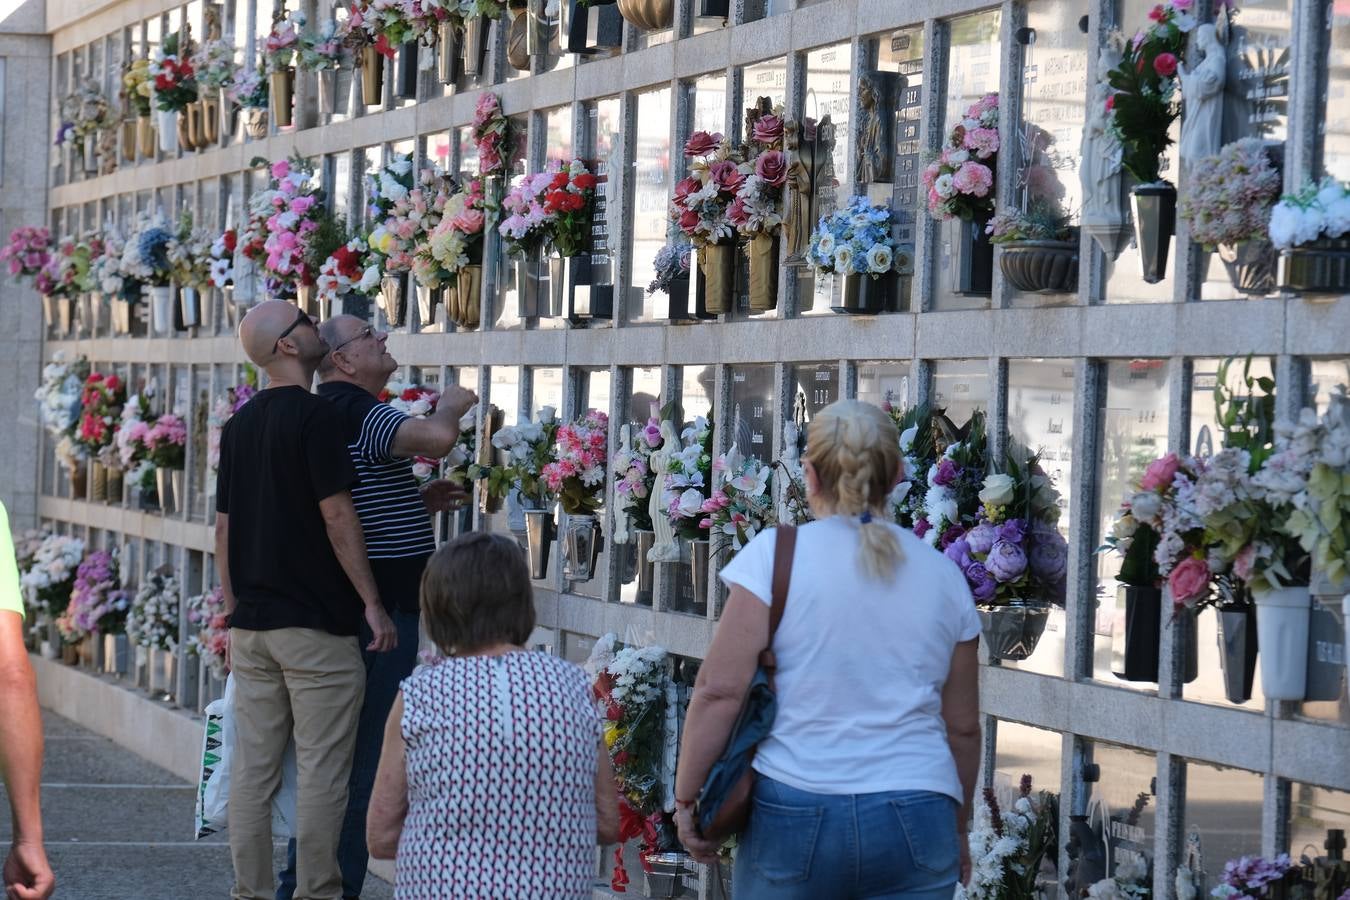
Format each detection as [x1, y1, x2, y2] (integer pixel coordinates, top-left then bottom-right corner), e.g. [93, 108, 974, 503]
[272, 309, 316, 355]
[330, 325, 376, 355]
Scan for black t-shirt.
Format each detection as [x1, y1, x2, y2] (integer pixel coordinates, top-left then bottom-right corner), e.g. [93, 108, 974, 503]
[316, 381, 437, 613]
[216, 386, 363, 636]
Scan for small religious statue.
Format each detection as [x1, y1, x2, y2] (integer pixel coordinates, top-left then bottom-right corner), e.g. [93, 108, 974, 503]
[647, 421, 683, 563]
[613, 424, 633, 546]
[1178, 22, 1228, 179]
[1081, 49, 1129, 257]
[783, 118, 816, 265]
[856, 76, 887, 185]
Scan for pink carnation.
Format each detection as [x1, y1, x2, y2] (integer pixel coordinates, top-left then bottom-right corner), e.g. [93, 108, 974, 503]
[963, 127, 1000, 160]
[951, 161, 993, 197]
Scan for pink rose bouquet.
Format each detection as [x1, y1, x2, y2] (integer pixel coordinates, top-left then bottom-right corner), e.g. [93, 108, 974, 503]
[543, 410, 609, 515]
[497, 160, 598, 258]
[472, 92, 510, 178]
[669, 131, 746, 248]
[372, 166, 455, 275]
[415, 178, 490, 289]
[2, 226, 53, 284]
[264, 10, 305, 72]
[730, 104, 787, 239]
[243, 156, 328, 295]
[146, 412, 188, 470]
[922, 92, 999, 222]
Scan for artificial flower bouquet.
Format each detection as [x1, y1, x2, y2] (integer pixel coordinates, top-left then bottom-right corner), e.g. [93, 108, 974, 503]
[670, 130, 745, 248]
[542, 410, 609, 515]
[647, 241, 692, 295]
[34, 354, 91, 439]
[443, 404, 479, 487]
[299, 19, 347, 70]
[381, 381, 441, 480]
[191, 39, 237, 93]
[1178, 138, 1282, 251]
[146, 413, 188, 471]
[318, 237, 380, 303]
[729, 104, 786, 240]
[2, 226, 53, 284]
[924, 92, 999, 221]
[207, 368, 257, 478]
[57, 79, 112, 146]
[19, 533, 85, 624]
[121, 58, 154, 118]
[586, 634, 676, 893]
[1104, 451, 1200, 595]
[704, 449, 775, 555]
[58, 549, 130, 644]
[472, 92, 509, 178]
[613, 410, 664, 531]
[498, 159, 598, 259]
[1269, 177, 1350, 251]
[364, 153, 417, 270]
[75, 372, 126, 457]
[122, 215, 175, 287]
[208, 229, 237, 288]
[1209, 854, 1295, 900]
[264, 11, 305, 72]
[227, 63, 269, 110]
[662, 415, 715, 541]
[168, 216, 214, 290]
[93, 234, 131, 298]
[895, 408, 989, 547]
[344, 0, 433, 59]
[807, 196, 901, 279]
[115, 393, 154, 471]
[1276, 390, 1350, 587]
[957, 776, 1059, 900]
[41, 238, 96, 300]
[985, 201, 1075, 245]
[1102, 0, 1191, 185]
[375, 166, 456, 275]
[128, 567, 181, 651]
[488, 407, 561, 507]
[151, 33, 199, 113]
[953, 453, 1069, 607]
[186, 586, 230, 678]
[414, 178, 489, 290]
[242, 156, 326, 294]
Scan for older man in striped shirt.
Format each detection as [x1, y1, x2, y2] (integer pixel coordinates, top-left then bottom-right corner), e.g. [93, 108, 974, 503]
[274, 314, 476, 900]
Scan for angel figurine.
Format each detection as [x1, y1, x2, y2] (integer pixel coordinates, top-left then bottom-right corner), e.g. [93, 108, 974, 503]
[647, 421, 683, 563]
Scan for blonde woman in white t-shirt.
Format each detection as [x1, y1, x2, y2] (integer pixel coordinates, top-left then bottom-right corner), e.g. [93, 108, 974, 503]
[674, 399, 982, 900]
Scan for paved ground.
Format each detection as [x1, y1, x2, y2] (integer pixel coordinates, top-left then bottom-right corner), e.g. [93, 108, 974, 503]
[0, 712, 395, 900]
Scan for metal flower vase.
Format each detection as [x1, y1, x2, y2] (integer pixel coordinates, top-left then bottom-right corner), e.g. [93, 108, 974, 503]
[1217, 604, 1259, 704]
[89, 460, 108, 503]
[106, 467, 124, 504]
[978, 601, 1051, 661]
[81, 133, 99, 174]
[242, 108, 268, 139]
[156, 467, 184, 515]
[457, 263, 482, 329]
[1252, 584, 1311, 701]
[148, 285, 175, 335]
[180, 286, 201, 328]
[1110, 585, 1197, 683]
[270, 68, 295, 128]
[462, 16, 488, 78]
[633, 530, 655, 605]
[1278, 236, 1350, 295]
[524, 509, 555, 580]
[745, 233, 779, 311]
[175, 109, 195, 152]
[137, 115, 156, 158]
[360, 45, 385, 107]
[102, 633, 130, 676]
[379, 273, 409, 326]
[200, 95, 220, 143]
[295, 282, 317, 317]
[561, 513, 603, 583]
[157, 109, 178, 153]
[437, 20, 459, 84]
[689, 539, 711, 607]
[394, 42, 419, 99]
[697, 243, 736, 315]
[186, 101, 205, 148]
[415, 279, 442, 327]
[1131, 182, 1177, 284]
[217, 88, 234, 138]
[957, 214, 994, 296]
[1218, 239, 1276, 295]
[316, 68, 338, 116]
[641, 852, 689, 898]
[836, 271, 897, 315]
[120, 118, 137, 160]
[616, 0, 674, 30]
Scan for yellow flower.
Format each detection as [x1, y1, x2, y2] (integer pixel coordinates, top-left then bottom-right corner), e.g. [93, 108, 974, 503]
[603, 721, 618, 749]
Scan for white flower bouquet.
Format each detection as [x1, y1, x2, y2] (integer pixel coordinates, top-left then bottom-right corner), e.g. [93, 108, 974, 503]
[1268, 177, 1350, 251]
[128, 568, 181, 651]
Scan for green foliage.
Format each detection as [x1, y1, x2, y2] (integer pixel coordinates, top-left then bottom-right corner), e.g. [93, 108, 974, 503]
[305, 212, 348, 275]
[1117, 521, 1162, 586]
[1105, 14, 1188, 184]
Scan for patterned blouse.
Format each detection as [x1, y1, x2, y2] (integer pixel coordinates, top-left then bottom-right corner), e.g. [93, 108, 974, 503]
[396, 652, 599, 899]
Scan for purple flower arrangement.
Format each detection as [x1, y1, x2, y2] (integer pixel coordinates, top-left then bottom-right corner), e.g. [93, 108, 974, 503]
[1210, 854, 1293, 900]
[57, 550, 129, 643]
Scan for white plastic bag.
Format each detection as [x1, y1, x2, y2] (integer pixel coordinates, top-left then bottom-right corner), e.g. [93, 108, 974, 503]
[194, 674, 299, 840]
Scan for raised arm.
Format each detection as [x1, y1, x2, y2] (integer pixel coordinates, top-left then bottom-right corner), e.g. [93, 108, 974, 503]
[390, 385, 477, 460]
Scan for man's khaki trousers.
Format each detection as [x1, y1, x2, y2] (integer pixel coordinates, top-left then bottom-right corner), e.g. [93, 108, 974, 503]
[229, 627, 364, 900]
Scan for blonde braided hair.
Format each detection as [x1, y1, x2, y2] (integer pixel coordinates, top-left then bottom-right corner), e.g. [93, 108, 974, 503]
[804, 400, 904, 579]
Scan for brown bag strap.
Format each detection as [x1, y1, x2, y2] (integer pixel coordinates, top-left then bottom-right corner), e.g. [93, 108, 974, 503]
[760, 526, 796, 674]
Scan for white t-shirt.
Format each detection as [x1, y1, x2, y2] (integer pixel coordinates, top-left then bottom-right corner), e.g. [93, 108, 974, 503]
[718, 516, 981, 799]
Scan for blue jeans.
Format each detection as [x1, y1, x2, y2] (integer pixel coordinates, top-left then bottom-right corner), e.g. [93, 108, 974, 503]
[277, 609, 420, 900]
[733, 776, 961, 900]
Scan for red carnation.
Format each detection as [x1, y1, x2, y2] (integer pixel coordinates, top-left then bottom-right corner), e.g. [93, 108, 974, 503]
[550, 172, 569, 190]
[572, 172, 597, 191]
[401, 388, 422, 401]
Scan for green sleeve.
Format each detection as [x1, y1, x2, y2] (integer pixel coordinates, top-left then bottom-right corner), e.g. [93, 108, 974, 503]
[0, 502, 25, 618]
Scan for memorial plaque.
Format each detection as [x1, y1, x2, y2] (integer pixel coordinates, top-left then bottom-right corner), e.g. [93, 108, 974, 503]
[630, 88, 672, 323]
[856, 361, 913, 412]
[729, 365, 775, 460]
[787, 363, 839, 457]
[1008, 358, 1075, 536]
[530, 367, 564, 418]
[1223, 0, 1291, 144]
[932, 359, 989, 427]
[882, 29, 925, 261]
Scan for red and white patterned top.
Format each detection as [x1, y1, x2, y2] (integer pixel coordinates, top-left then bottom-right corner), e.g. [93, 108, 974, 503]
[396, 651, 598, 899]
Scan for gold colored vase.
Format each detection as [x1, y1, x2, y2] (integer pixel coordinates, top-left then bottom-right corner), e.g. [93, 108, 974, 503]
[270, 68, 295, 128]
[458, 264, 482, 329]
[187, 102, 205, 148]
[121, 119, 137, 160]
[200, 96, 220, 144]
[137, 115, 155, 158]
[698, 243, 735, 315]
[360, 46, 385, 107]
[176, 110, 195, 151]
[746, 233, 780, 311]
[617, 0, 674, 29]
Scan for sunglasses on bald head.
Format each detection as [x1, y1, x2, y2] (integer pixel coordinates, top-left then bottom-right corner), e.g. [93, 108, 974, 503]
[272, 309, 316, 355]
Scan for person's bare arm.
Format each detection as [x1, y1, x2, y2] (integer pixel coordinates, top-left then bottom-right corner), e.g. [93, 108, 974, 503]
[390, 386, 477, 460]
[942, 638, 982, 886]
[367, 693, 409, 860]
[0, 612, 54, 899]
[595, 742, 620, 845]
[673, 585, 768, 861]
[214, 512, 234, 617]
[317, 492, 396, 652]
